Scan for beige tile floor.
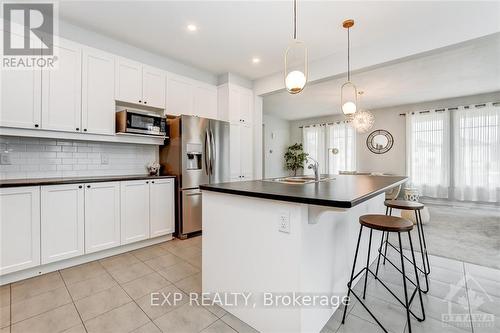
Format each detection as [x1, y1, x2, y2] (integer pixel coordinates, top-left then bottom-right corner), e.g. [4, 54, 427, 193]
[1, 236, 499, 333]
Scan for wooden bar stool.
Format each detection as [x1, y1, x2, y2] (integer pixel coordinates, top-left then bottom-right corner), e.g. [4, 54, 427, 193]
[376, 200, 430, 293]
[342, 215, 425, 333]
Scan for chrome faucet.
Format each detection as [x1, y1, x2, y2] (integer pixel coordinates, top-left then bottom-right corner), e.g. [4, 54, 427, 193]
[307, 157, 320, 182]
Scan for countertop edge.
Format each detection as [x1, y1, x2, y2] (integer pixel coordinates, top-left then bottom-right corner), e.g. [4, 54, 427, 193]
[200, 177, 408, 208]
[0, 175, 176, 188]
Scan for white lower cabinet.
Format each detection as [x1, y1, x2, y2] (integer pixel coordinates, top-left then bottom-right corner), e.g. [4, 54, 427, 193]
[84, 182, 121, 253]
[0, 187, 41, 275]
[120, 180, 150, 244]
[41, 184, 84, 264]
[149, 178, 175, 237]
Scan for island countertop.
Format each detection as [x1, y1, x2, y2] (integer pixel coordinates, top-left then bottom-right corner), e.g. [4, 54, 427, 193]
[200, 174, 407, 208]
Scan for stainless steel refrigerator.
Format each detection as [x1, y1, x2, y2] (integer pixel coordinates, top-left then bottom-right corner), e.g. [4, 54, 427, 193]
[159, 115, 230, 238]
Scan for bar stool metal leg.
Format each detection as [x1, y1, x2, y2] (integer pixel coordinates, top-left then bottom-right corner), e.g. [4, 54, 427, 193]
[398, 233, 412, 333]
[375, 231, 385, 277]
[363, 229, 373, 299]
[408, 230, 425, 322]
[382, 208, 392, 265]
[414, 210, 429, 293]
[342, 225, 363, 324]
[418, 209, 431, 275]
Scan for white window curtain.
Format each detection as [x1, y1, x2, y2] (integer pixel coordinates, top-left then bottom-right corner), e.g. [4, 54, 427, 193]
[327, 122, 356, 174]
[302, 125, 326, 175]
[302, 122, 356, 175]
[406, 110, 450, 198]
[453, 103, 500, 202]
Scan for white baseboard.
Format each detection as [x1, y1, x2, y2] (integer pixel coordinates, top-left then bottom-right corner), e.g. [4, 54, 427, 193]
[0, 234, 172, 285]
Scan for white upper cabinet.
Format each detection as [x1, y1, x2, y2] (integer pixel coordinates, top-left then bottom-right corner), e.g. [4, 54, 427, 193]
[194, 83, 218, 119]
[222, 84, 253, 125]
[120, 180, 150, 245]
[41, 184, 84, 264]
[0, 34, 42, 129]
[142, 65, 166, 109]
[115, 57, 143, 105]
[41, 38, 82, 132]
[82, 47, 115, 135]
[149, 178, 175, 237]
[166, 73, 194, 116]
[0, 187, 40, 275]
[84, 182, 121, 254]
[116, 58, 166, 109]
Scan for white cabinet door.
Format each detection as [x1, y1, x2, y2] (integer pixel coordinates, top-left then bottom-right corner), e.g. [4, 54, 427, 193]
[149, 179, 174, 237]
[84, 182, 120, 254]
[240, 122, 253, 179]
[229, 123, 241, 180]
[116, 58, 142, 105]
[120, 180, 150, 244]
[142, 66, 166, 109]
[82, 47, 115, 135]
[41, 184, 84, 264]
[41, 38, 82, 132]
[166, 74, 194, 116]
[239, 88, 253, 124]
[194, 84, 218, 119]
[0, 187, 40, 275]
[0, 34, 42, 129]
[228, 87, 241, 124]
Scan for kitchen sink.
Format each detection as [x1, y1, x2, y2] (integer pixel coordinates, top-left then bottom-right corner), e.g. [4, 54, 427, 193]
[266, 176, 333, 184]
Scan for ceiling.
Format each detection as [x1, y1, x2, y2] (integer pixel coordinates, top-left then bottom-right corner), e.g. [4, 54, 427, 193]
[59, 1, 500, 80]
[263, 33, 500, 120]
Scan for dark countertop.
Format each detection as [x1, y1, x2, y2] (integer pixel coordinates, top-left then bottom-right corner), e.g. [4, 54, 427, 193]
[0, 174, 175, 188]
[200, 175, 407, 208]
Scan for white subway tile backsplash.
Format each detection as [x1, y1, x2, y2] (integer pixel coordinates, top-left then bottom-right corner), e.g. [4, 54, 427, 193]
[0, 136, 158, 179]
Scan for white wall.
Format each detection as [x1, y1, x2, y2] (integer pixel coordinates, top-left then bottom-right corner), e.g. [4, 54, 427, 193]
[290, 91, 500, 176]
[263, 114, 291, 178]
[0, 137, 157, 180]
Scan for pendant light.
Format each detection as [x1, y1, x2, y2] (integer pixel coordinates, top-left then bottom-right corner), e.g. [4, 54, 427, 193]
[341, 19, 357, 116]
[351, 91, 374, 133]
[284, 0, 307, 94]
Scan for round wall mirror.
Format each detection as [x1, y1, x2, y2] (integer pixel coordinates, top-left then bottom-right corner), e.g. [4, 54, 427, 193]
[367, 129, 394, 154]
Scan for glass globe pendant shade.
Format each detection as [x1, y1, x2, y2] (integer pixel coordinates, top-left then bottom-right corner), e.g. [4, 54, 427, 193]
[351, 109, 375, 133]
[284, 40, 308, 94]
[341, 81, 357, 115]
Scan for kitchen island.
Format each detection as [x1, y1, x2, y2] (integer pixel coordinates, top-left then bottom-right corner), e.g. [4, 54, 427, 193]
[200, 174, 407, 333]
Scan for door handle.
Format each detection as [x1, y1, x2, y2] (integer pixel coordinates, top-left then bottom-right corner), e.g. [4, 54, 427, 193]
[204, 130, 211, 175]
[209, 129, 215, 175]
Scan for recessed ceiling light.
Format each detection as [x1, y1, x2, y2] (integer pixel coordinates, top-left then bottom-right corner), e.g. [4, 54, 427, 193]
[252, 57, 261, 64]
[187, 24, 197, 32]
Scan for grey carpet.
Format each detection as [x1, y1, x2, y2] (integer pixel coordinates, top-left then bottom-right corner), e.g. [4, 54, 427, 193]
[388, 203, 500, 269]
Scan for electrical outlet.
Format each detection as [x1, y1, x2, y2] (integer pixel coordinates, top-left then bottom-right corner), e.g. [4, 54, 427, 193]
[0, 153, 12, 165]
[278, 212, 291, 234]
[101, 154, 109, 165]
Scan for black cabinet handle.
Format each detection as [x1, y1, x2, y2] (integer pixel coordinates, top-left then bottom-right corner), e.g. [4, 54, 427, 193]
[87, 185, 91, 188]
[78, 185, 82, 189]
[83, 129, 87, 132]
[146, 181, 149, 184]
[34, 124, 39, 128]
[139, 100, 142, 103]
[144, 101, 147, 104]
[76, 127, 79, 131]
[151, 181, 155, 184]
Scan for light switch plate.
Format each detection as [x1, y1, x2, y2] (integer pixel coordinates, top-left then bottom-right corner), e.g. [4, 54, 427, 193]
[0, 153, 12, 165]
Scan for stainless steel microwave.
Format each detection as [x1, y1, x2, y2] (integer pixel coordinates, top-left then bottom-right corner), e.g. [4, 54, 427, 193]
[116, 110, 167, 136]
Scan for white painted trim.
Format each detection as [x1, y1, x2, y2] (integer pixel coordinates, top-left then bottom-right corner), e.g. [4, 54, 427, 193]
[0, 234, 172, 285]
[0, 126, 164, 145]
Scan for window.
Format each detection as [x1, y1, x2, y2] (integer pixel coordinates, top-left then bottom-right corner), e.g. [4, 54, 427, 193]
[302, 122, 356, 175]
[453, 104, 500, 202]
[406, 110, 450, 198]
[406, 102, 500, 202]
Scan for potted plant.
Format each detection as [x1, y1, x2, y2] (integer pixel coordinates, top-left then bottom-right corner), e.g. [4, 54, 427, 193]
[284, 143, 308, 176]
